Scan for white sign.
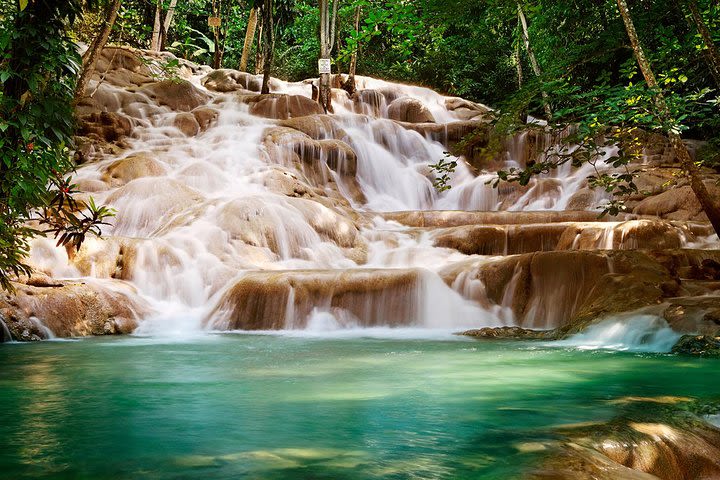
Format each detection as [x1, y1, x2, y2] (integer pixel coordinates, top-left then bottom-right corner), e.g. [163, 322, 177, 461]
[318, 58, 332, 74]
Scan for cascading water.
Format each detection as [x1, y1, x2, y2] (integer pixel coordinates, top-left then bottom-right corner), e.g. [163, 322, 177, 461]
[22, 52, 716, 340]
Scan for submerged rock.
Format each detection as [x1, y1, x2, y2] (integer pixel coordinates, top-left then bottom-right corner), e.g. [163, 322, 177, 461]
[532, 402, 720, 480]
[671, 335, 720, 357]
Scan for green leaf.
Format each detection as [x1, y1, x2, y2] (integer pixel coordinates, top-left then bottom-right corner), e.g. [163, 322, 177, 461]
[19, 0, 28, 11]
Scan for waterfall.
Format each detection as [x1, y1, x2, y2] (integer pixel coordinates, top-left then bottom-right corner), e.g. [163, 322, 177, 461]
[21, 54, 711, 336]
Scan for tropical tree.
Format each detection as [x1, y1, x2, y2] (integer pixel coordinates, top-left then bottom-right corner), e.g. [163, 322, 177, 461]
[0, 0, 113, 291]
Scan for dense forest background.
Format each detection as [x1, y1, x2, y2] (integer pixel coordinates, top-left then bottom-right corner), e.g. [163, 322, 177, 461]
[67, 0, 717, 115]
[1, 0, 720, 287]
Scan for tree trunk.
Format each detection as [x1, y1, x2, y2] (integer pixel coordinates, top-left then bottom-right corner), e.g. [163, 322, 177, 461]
[240, 6, 258, 72]
[686, 0, 720, 88]
[255, 16, 264, 75]
[151, 0, 162, 51]
[212, 0, 223, 69]
[518, 3, 551, 119]
[74, 0, 121, 103]
[318, 0, 336, 112]
[261, 0, 273, 94]
[342, 5, 361, 95]
[160, 0, 178, 50]
[617, 0, 720, 236]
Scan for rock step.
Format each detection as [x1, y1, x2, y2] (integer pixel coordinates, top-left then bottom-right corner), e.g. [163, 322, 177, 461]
[205, 268, 424, 330]
[441, 249, 720, 332]
[372, 210, 631, 227]
[429, 219, 708, 255]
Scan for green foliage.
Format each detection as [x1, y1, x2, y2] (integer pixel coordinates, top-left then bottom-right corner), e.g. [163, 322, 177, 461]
[429, 154, 457, 193]
[0, 0, 111, 291]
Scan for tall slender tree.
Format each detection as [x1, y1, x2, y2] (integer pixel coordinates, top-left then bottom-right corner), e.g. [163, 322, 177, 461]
[74, 0, 121, 104]
[341, 5, 361, 95]
[261, 0, 274, 93]
[686, 0, 720, 88]
[240, 5, 258, 72]
[517, 2, 551, 118]
[318, 0, 338, 112]
[617, 0, 720, 236]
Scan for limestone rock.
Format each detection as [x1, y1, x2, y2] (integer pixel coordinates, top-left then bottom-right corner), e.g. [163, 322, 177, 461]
[206, 269, 421, 330]
[0, 279, 149, 340]
[138, 79, 211, 112]
[102, 153, 168, 186]
[238, 93, 324, 120]
[77, 111, 135, 143]
[387, 96, 435, 123]
[460, 326, 552, 340]
[174, 112, 201, 136]
[671, 335, 720, 357]
[202, 69, 262, 92]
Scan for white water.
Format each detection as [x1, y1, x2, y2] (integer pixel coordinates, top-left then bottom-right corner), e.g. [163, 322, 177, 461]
[22, 58, 708, 339]
[553, 315, 682, 353]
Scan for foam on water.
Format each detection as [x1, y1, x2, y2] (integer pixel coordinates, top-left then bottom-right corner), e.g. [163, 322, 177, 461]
[24, 65, 701, 336]
[552, 315, 682, 353]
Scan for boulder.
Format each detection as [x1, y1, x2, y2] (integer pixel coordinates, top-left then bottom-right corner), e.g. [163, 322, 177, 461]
[101, 152, 168, 186]
[138, 79, 211, 112]
[633, 182, 720, 222]
[202, 69, 262, 92]
[174, 112, 200, 136]
[460, 326, 552, 340]
[77, 111, 135, 143]
[387, 96, 435, 123]
[192, 106, 219, 131]
[0, 279, 149, 340]
[671, 335, 720, 357]
[238, 93, 324, 120]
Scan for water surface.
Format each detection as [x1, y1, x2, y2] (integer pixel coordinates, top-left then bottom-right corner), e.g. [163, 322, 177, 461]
[1, 333, 718, 479]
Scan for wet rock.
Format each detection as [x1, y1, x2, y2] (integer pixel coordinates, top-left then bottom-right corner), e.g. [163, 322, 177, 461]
[106, 178, 204, 236]
[174, 112, 200, 136]
[215, 195, 365, 259]
[532, 404, 720, 480]
[280, 115, 347, 140]
[202, 69, 262, 92]
[661, 296, 720, 336]
[238, 93, 324, 120]
[442, 250, 719, 330]
[206, 269, 422, 330]
[387, 96, 435, 123]
[192, 106, 219, 131]
[101, 152, 168, 186]
[633, 182, 720, 222]
[352, 89, 387, 116]
[0, 280, 149, 339]
[378, 210, 622, 228]
[671, 335, 720, 357]
[138, 79, 211, 112]
[77, 111, 135, 143]
[460, 326, 552, 340]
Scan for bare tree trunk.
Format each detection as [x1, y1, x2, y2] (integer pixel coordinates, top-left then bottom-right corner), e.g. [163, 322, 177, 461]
[255, 16, 264, 75]
[342, 5, 361, 95]
[518, 3, 551, 119]
[151, 0, 162, 51]
[686, 0, 720, 88]
[514, 38, 523, 89]
[318, 0, 337, 112]
[617, 0, 720, 236]
[240, 6, 258, 72]
[261, 0, 273, 94]
[74, 0, 121, 103]
[212, 0, 223, 69]
[160, 0, 178, 50]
